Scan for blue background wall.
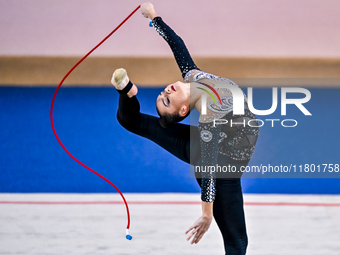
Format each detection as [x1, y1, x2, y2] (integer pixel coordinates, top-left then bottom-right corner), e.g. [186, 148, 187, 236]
[1, 87, 339, 194]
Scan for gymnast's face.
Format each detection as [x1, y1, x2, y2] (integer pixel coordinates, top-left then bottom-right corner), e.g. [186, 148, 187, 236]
[156, 81, 190, 117]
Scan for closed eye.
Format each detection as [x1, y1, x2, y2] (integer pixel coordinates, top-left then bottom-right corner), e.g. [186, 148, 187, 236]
[159, 91, 170, 107]
[162, 96, 170, 107]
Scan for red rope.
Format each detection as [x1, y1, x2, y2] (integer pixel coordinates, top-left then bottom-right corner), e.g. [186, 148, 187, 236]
[50, 5, 141, 231]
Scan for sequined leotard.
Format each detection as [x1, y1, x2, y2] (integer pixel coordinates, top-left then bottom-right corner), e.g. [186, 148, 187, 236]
[116, 16, 258, 255]
[153, 17, 259, 203]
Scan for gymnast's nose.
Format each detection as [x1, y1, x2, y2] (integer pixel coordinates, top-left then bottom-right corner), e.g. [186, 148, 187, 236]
[164, 86, 171, 94]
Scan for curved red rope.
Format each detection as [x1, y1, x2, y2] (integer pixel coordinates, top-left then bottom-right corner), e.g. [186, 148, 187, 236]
[50, 5, 141, 231]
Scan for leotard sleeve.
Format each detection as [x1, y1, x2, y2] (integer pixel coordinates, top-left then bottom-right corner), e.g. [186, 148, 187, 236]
[152, 17, 199, 80]
[198, 121, 221, 202]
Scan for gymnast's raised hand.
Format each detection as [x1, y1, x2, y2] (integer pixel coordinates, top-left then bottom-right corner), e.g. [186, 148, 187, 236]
[141, 2, 157, 20]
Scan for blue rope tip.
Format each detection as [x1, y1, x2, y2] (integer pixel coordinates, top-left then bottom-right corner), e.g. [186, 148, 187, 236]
[149, 20, 153, 27]
[126, 234, 133, 240]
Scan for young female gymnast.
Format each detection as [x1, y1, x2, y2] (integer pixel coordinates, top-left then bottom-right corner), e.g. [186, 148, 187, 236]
[111, 3, 259, 254]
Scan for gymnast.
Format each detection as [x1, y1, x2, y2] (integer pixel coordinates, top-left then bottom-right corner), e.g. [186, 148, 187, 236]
[111, 2, 259, 254]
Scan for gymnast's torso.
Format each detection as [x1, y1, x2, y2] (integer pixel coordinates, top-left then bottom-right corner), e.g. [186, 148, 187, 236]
[186, 69, 259, 159]
[184, 69, 260, 201]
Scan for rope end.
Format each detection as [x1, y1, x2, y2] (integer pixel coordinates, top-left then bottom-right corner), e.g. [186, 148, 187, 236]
[126, 229, 132, 240]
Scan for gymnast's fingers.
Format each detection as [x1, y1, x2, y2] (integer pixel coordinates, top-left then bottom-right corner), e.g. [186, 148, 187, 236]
[186, 227, 199, 241]
[185, 223, 198, 234]
[193, 229, 206, 244]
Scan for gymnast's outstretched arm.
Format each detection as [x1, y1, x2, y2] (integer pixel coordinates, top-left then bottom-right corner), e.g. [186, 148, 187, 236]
[141, 2, 200, 80]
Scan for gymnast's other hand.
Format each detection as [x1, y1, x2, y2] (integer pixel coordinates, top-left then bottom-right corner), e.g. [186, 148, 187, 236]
[140, 2, 158, 20]
[185, 215, 212, 244]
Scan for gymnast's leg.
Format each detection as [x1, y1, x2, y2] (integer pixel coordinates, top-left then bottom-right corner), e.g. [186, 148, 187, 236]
[195, 160, 248, 255]
[115, 79, 199, 164]
[214, 178, 248, 255]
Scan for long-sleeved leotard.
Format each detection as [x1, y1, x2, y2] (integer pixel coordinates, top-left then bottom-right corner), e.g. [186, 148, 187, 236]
[116, 16, 258, 254]
[152, 17, 259, 203]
